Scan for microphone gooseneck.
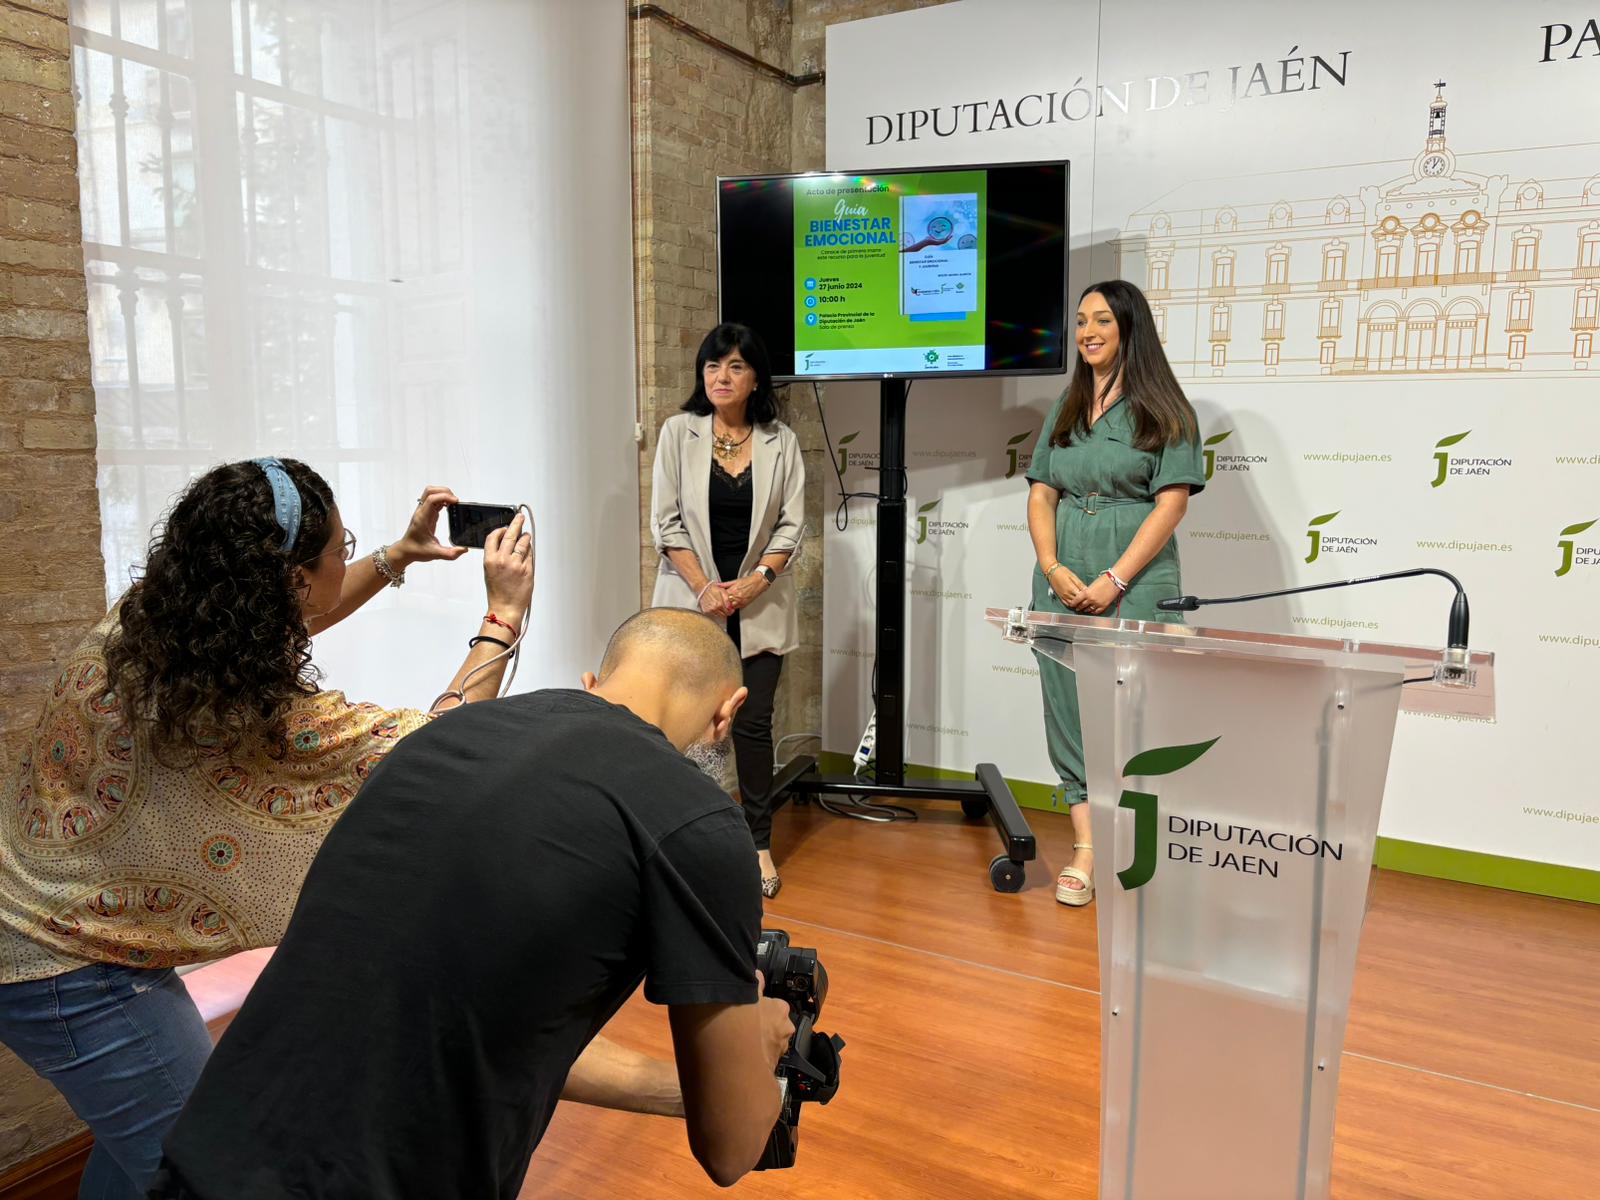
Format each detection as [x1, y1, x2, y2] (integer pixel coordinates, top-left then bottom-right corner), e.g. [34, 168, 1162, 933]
[1157, 567, 1471, 672]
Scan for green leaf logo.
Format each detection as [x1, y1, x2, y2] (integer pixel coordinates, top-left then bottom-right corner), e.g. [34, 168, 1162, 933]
[1435, 430, 1471, 449]
[918, 500, 939, 514]
[1204, 431, 1233, 447]
[1116, 738, 1221, 891]
[1123, 738, 1220, 778]
[1561, 519, 1597, 538]
[1007, 432, 1030, 446]
[1309, 511, 1340, 527]
[839, 432, 859, 446]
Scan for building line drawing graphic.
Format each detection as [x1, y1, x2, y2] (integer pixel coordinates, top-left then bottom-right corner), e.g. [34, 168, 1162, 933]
[1114, 84, 1600, 380]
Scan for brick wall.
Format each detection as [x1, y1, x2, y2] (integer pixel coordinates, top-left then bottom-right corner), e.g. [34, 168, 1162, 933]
[631, 0, 950, 746]
[791, 0, 951, 170]
[0, 0, 105, 1173]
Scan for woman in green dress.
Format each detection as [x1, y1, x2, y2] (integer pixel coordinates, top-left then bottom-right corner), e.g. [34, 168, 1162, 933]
[1024, 279, 1205, 907]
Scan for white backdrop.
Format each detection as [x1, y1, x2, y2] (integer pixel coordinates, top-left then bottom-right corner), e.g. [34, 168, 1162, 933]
[73, 0, 638, 704]
[821, 0, 1600, 874]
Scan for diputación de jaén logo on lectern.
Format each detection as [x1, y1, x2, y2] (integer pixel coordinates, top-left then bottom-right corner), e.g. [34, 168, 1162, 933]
[1118, 738, 1347, 889]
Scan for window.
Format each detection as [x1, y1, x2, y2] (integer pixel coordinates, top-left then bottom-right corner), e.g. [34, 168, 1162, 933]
[1320, 341, 1336, 366]
[1152, 304, 1167, 340]
[1149, 259, 1169, 292]
[1578, 334, 1594, 359]
[69, 1, 415, 593]
[1455, 240, 1480, 275]
[1513, 237, 1538, 273]
[1323, 244, 1346, 282]
[1265, 343, 1280, 367]
[1510, 290, 1533, 325]
[1211, 304, 1231, 337]
[1416, 243, 1438, 278]
[1321, 297, 1341, 332]
[1267, 250, 1288, 286]
[70, 0, 634, 710]
[1581, 232, 1600, 270]
[1213, 253, 1234, 289]
[1264, 301, 1284, 335]
[1577, 288, 1599, 326]
[1377, 244, 1399, 279]
[1212, 344, 1226, 367]
[1509, 334, 1527, 361]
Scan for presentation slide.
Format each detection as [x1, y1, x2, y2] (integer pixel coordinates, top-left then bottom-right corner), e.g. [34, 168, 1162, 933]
[792, 171, 988, 376]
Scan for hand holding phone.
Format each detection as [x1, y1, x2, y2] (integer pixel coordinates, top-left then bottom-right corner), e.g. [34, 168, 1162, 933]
[447, 503, 522, 551]
[481, 510, 534, 624]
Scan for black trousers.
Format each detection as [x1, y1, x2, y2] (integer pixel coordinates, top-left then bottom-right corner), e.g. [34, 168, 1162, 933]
[731, 645, 785, 852]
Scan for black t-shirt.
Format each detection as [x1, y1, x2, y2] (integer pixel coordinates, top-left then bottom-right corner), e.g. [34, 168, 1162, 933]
[150, 689, 761, 1200]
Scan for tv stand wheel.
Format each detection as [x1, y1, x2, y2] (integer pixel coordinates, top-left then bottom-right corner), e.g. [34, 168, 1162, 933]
[960, 797, 988, 820]
[988, 855, 1025, 893]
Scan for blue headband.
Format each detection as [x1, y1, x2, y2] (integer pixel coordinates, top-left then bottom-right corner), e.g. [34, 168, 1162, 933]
[251, 457, 303, 553]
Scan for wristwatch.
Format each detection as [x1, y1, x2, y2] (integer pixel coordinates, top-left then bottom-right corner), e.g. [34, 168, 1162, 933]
[754, 565, 777, 585]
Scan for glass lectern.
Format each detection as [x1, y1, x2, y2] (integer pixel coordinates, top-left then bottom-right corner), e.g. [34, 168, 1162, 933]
[986, 607, 1496, 1200]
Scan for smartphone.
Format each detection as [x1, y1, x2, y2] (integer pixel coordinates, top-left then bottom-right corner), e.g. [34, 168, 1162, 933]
[446, 502, 522, 550]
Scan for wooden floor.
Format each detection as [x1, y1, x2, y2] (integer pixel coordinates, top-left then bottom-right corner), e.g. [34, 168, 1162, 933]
[520, 801, 1600, 1199]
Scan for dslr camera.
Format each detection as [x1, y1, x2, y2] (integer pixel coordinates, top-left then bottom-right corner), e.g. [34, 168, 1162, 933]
[753, 929, 844, 1171]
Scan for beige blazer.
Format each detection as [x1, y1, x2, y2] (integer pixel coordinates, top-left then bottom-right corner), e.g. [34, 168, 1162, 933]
[650, 412, 805, 658]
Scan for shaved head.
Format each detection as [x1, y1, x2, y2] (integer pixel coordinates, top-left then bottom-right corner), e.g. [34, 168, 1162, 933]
[598, 608, 743, 695]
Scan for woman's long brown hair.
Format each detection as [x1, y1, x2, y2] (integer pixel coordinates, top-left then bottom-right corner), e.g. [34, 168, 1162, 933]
[102, 459, 336, 762]
[1050, 279, 1198, 451]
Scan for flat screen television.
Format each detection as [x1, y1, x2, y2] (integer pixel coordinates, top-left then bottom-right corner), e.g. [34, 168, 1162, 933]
[717, 160, 1068, 382]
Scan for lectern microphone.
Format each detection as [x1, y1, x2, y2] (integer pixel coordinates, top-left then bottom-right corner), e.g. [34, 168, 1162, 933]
[1157, 567, 1474, 683]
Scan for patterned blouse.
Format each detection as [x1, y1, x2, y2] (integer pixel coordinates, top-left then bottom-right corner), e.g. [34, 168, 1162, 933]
[0, 610, 430, 983]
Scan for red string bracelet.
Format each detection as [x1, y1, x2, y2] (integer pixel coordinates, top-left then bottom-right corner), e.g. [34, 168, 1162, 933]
[484, 612, 519, 636]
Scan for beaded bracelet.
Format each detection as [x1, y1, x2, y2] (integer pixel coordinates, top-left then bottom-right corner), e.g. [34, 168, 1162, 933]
[371, 545, 405, 588]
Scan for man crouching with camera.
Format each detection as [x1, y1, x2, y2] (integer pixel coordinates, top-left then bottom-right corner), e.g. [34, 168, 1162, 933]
[149, 608, 796, 1198]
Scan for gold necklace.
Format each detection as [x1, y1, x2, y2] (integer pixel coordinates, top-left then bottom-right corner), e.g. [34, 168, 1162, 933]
[712, 422, 752, 462]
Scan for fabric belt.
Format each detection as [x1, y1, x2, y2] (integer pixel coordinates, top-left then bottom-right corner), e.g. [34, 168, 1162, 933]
[1065, 492, 1151, 516]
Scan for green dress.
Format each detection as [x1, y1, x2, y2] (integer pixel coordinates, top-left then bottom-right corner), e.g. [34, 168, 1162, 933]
[1025, 393, 1205, 807]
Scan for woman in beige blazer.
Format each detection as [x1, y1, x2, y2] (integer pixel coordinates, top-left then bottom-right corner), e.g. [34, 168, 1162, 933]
[651, 323, 805, 897]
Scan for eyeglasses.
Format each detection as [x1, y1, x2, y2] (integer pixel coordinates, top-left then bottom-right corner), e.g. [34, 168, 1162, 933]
[305, 529, 358, 564]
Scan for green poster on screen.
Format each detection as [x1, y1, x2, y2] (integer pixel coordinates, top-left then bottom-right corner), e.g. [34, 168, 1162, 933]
[792, 171, 988, 376]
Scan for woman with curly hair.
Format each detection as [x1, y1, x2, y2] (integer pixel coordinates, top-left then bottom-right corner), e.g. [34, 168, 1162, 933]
[0, 459, 533, 1199]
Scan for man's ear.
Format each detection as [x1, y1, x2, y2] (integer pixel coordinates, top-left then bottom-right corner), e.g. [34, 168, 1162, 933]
[712, 686, 749, 741]
[580, 671, 599, 692]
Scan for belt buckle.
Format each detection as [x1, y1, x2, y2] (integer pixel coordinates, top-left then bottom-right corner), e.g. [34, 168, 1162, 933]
[1083, 491, 1100, 516]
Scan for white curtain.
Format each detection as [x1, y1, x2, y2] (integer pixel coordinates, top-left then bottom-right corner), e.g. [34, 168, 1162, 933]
[70, 0, 639, 704]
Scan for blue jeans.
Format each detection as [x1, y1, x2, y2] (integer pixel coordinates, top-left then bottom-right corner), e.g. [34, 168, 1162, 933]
[0, 963, 212, 1200]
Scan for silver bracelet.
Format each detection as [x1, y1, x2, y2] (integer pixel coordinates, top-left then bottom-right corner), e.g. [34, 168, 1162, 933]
[372, 545, 405, 588]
